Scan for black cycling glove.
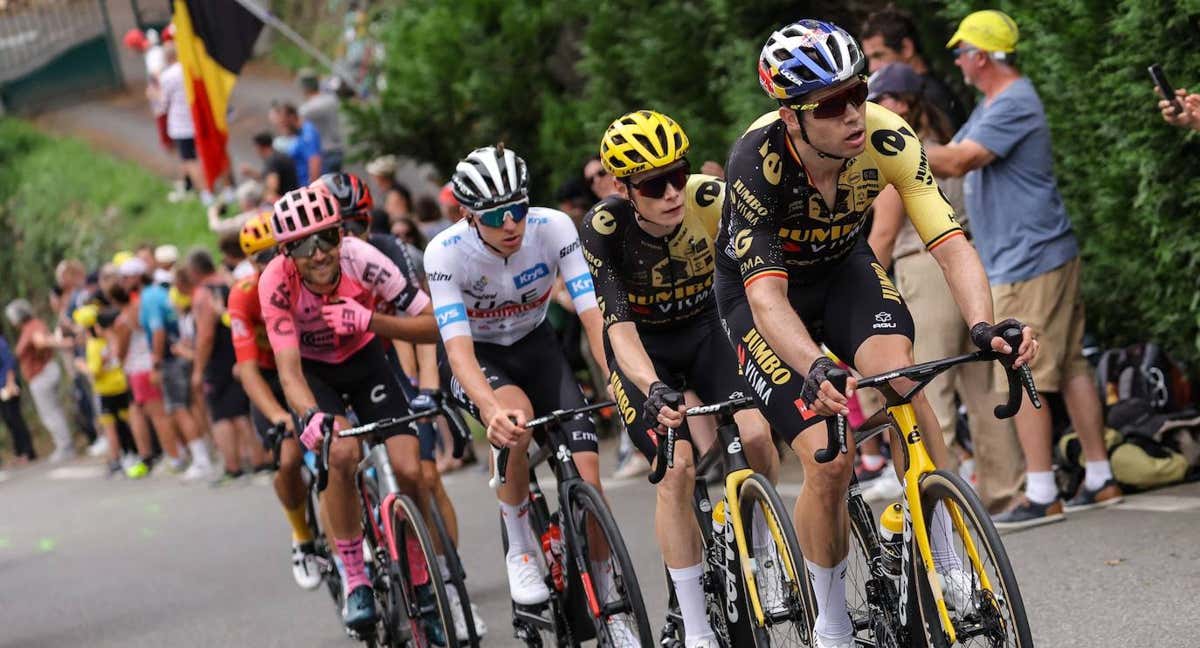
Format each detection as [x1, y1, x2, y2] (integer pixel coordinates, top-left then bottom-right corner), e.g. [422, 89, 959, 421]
[800, 356, 840, 409]
[970, 318, 1025, 366]
[409, 389, 438, 413]
[643, 381, 683, 427]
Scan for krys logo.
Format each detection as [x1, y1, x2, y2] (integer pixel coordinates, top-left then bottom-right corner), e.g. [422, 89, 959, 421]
[513, 263, 550, 288]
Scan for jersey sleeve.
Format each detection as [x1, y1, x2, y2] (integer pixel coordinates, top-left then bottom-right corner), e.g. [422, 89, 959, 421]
[685, 174, 726, 239]
[227, 280, 260, 365]
[724, 117, 788, 287]
[141, 290, 165, 332]
[342, 237, 431, 316]
[257, 257, 299, 351]
[544, 210, 598, 314]
[867, 103, 964, 251]
[422, 237, 471, 342]
[580, 200, 631, 326]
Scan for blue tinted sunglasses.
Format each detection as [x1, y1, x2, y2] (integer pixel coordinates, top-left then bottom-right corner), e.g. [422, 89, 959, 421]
[474, 201, 529, 228]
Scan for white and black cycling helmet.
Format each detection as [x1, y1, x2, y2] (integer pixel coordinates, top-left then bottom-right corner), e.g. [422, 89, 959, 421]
[450, 145, 529, 212]
[758, 19, 866, 102]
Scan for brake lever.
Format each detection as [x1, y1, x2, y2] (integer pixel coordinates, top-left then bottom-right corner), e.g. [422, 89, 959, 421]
[993, 327, 1041, 419]
[814, 368, 849, 464]
[316, 415, 334, 493]
[647, 392, 684, 485]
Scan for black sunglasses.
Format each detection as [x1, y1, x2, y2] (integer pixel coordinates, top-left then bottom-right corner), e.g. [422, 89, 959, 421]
[284, 227, 341, 258]
[791, 77, 870, 119]
[586, 168, 609, 183]
[629, 160, 690, 199]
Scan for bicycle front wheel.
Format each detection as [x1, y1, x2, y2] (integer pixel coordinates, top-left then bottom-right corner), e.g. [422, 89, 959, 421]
[427, 494, 480, 647]
[737, 473, 817, 647]
[390, 494, 460, 648]
[915, 470, 1033, 648]
[566, 482, 654, 647]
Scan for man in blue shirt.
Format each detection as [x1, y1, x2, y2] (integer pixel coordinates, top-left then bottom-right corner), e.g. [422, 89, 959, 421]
[269, 102, 322, 186]
[928, 10, 1120, 528]
[139, 270, 203, 472]
[0, 333, 36, 462]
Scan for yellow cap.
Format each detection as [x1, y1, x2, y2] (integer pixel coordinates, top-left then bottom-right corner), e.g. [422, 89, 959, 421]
[72, 304, 99, 328]
[111, 250, 134, 267]
[169, 285, 191, 310]
[946, 10, 1018, 53]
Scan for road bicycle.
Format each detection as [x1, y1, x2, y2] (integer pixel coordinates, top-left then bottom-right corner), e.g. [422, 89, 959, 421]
[818, 328, 1037, 647]
[492, 401, 653, 647]
[652, 395, 817, 648]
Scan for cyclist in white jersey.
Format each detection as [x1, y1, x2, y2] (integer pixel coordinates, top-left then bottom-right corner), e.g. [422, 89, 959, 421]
[424, 145, 618, 612]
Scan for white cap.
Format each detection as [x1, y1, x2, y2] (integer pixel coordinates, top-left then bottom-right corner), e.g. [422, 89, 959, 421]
[118, 257, 148, 278]
[154, 244, 179, 265]
[366, 155, 398, 177]
[152, 268, 174, 285]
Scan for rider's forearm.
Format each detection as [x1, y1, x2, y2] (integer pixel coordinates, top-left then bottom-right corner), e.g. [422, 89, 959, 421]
[238, 360, 289, 420]
[276, 350, 319, 415]
[369, 312, 440, 344]
[606, 322, 658, 393]
[445, 337, 500, 416]
[579, 308, 609, 378]
[746, 277, 827, 374]
[416, 344, 439, 390]
[930, 235, 995, 327]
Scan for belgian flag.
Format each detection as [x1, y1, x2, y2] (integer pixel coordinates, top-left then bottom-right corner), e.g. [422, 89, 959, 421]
[171, 0, 263, 189]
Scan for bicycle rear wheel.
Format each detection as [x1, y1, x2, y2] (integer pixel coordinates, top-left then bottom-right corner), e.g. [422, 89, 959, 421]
[566, 482, 654, 647]
[915, 470, 1033, 648]
[390, 494, 460, 648]
[736, 473, 817, 647]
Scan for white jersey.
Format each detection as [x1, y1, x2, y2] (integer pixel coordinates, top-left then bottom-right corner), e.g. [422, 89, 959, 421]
[424, 207, 598, 346]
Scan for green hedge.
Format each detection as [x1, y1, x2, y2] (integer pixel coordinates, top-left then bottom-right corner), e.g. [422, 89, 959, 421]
[0, 119, 212, 316]
[348, 0, 1200, 365]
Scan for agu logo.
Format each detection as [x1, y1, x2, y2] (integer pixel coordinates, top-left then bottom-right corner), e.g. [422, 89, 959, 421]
[513, 263, 550, 288]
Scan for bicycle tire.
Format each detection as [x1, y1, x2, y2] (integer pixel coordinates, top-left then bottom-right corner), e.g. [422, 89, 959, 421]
[391, 493, 460, 648]
[915, 470, 1033, 648]
[736, 473, 817, 648]
[566, 482, 654, 647]
[428, 494, 480, 647]
[844, 486, 906, 648]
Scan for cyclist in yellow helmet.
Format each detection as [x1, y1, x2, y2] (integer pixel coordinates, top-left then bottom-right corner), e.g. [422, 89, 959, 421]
[583, 109, 778, 647]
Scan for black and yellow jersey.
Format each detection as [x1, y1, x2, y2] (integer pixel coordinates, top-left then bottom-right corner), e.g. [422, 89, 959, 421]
[715, 102, 963, 289]
[581, 174, 725, 331]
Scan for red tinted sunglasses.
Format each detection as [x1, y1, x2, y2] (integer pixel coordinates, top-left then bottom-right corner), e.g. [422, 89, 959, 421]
[630, 160, 691, 199]
[792, 77, 870, 119]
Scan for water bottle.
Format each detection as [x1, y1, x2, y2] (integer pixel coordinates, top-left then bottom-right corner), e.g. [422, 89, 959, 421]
[541, 522, 565, 592]
[878, 502, 904, 579]
[711, 500, 727, 537]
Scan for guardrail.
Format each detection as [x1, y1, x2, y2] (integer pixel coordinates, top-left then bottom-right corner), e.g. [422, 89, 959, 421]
[0, 0, 108, 83]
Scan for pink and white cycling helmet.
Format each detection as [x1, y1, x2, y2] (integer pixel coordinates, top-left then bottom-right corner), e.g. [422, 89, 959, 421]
[270, 186, 340, 244]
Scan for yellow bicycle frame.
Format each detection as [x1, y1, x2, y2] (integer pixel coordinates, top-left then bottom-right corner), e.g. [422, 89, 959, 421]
[889, 402, 994, 644]
[724, 467, 803, 627]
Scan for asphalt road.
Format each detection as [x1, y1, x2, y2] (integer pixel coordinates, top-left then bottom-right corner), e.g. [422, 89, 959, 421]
[2, 442, 1198, 648]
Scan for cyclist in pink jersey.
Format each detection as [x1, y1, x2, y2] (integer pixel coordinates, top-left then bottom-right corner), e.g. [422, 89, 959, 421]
[258, 186, 439, 633]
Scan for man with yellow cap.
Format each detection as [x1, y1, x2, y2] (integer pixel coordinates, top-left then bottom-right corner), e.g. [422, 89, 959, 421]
[927, 10, 1121, 529]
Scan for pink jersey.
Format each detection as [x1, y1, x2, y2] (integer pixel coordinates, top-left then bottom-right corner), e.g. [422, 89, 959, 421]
[259, 236, 431, 364]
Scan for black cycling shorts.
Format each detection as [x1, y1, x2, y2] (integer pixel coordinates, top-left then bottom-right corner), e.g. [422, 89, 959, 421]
[302, 337, 414, 436]
[249, 369, 301, 449]
[205, 377, 251, 423]
[605, 314, 757, 462]
[437, 320, 597, 454]
[716, 238, 915, 444]
[98, 391, 131, 423]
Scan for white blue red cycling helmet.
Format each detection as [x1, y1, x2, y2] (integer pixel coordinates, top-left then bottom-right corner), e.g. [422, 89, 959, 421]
[758, 19, 866, 102]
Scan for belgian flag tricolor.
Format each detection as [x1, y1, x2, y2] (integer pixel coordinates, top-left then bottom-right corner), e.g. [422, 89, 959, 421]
[171, 0, 263, 189]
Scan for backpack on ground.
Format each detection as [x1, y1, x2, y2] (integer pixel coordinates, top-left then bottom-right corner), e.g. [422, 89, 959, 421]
[1095, 342, 1193, 412]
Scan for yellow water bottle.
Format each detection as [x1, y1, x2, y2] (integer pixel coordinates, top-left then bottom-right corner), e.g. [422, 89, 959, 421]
[879, 502, 904, 578]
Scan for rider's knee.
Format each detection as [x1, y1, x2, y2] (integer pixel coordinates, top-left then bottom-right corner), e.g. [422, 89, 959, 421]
[657, 453, 696, 501]
[327, 438, 362, 474]
[277, 440, 303, 473]
[739, 415, 774, 453]
[802, 452, 853, 500]
[391, 457, 423, 487]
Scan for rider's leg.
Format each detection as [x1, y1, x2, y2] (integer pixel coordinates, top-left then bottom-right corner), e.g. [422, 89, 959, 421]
[275, 438, 311, 541]
[326, 415, 368, 590]
[656, 439, 715, 643]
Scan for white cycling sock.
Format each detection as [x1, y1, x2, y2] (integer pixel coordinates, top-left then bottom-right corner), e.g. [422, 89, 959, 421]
[1084, 460, 1114, 492]
[1025, 471, 1058, 505]
[860, 453, 886, 471]
[187, 439, 212, 467]
[668, 563, 714, 645]
[930, 502, 963, 573]
[807, 557, 853, 641]
[499, 501, 536, 557]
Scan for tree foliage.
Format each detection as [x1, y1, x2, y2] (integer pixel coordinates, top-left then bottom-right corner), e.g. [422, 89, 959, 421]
[349, 0, 1200, 364]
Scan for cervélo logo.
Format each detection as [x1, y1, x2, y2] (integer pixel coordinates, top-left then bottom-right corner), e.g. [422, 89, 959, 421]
[513, 263, 549, 288]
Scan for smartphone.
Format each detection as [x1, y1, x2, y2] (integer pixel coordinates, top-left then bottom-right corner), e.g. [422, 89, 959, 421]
[1148, 63, 1182, 115]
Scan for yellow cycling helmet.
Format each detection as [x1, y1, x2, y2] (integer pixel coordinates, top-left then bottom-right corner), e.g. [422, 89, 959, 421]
[240, 209, 277, 256]
[72, 304, 99, 329]
[111, 250, 134, 267]
[599, 110, 690, 178]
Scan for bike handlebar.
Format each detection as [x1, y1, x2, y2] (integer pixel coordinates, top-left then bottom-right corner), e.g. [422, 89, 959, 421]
[812, 327, 1041, 464]
[647, 392, 684, 485]
[646, 394, 759, 485]
[490, 401, 615, 489]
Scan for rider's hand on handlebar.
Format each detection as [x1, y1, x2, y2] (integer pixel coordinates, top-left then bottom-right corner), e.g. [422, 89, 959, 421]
[269, 411, 295, 434]
[971, 319, 1039, 369]
[300, 411, 338, 451]
[644, 381, 685, 430]
[800, 357, 856, 417]
[483, 406, 528, 448]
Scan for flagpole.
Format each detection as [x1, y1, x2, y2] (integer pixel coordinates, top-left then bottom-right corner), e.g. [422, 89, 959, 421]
[230, 0, 360, 92]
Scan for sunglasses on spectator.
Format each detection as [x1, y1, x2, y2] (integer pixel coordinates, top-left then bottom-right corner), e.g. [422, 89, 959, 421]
[284, 227, 341, 258]
[790, 77, 869, 119]
[629, 159, 690, 199]
[473, 200, 530, 228]
[952, 46, 982, 58]
[586, 168, 608, 183]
